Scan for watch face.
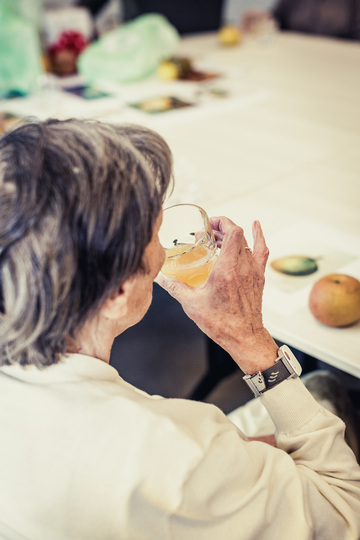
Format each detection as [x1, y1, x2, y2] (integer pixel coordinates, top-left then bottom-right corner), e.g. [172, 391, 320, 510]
[281, 345, 302, 377]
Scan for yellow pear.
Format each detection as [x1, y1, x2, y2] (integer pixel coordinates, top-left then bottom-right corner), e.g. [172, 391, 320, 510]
[157, 60, 180, 81]
[218, 25, 242, 46]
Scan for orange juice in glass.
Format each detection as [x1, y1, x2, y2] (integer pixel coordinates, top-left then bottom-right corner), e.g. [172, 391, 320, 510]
[160, 204, 217, 287]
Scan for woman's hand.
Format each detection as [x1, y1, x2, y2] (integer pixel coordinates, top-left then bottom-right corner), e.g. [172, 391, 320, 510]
[156, 217, 278, 375]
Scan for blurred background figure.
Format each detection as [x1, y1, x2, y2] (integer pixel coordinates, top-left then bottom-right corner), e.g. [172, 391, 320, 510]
[44, 0, 122, 37]
[121, 0, 224, 34]
[77, 0, 123, 34]
[120, 0, 360, 40]
[240, 0, 360, 40]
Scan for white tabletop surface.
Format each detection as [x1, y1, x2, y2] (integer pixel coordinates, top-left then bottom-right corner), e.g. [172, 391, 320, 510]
[1, 30, 360, 376]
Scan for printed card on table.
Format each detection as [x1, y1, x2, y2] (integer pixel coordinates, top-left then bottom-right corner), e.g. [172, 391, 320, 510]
[130, 96, 194, 114]
[263, 220, 360, 316]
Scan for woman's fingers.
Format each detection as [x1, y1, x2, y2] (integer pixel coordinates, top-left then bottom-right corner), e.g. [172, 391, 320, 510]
[155, 272, 193, 304]
[210, 216, 248, 264]
[252, 220, 269, 273]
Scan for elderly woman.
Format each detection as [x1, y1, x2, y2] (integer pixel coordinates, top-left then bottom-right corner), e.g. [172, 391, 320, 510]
[0, 119, 359, 539]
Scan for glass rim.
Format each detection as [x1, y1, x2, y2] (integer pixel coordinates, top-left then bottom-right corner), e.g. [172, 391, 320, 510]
[162, 203, 211, 259]
[165, 237, 209, 260]
[163, 203, 206, 213]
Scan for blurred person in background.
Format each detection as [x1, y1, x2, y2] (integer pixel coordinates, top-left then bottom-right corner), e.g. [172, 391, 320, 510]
[121, 0, 224, 34]
[242, 0, 360, 40]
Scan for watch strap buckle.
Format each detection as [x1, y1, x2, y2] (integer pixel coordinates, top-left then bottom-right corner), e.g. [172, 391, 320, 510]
[243, 345, 302, 398]
[243, 371, 266, 397]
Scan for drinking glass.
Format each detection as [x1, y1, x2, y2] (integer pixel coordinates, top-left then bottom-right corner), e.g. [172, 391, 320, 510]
[160, 203, 218, 287]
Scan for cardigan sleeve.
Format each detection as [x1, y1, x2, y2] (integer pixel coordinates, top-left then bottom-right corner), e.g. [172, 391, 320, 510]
[162, 378, 360, 539]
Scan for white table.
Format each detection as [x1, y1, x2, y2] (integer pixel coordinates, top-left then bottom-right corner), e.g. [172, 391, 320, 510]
[2, 31, 360, 377]
[173, 32, 360, 378]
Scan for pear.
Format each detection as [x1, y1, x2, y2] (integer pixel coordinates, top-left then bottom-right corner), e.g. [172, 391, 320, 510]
[271, 256, 318, 276]
[218, 25, 242, 46]
[157, 60, 180, 80]
[157, 57, 193, 80]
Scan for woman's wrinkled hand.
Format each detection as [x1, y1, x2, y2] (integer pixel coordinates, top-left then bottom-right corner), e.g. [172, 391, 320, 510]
[156, 217, 278, 374]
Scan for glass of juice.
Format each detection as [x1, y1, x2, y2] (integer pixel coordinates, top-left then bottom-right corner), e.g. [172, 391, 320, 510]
[160, 204, 218, 287]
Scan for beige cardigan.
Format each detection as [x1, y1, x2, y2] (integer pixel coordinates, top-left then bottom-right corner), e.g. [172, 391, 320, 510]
[0, 353, 359, 539]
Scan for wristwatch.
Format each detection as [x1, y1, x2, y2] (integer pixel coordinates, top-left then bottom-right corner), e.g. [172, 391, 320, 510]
[243, 345, 302, 398]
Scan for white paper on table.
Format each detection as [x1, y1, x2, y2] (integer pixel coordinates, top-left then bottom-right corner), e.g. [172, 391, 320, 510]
[119, 75, 273, 129]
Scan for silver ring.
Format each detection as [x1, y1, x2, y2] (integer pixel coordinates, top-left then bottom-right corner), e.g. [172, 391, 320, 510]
[245, 247, 252, 253]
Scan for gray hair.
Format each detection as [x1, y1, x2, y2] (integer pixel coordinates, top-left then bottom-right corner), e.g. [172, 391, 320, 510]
[0, 119, 173, 367]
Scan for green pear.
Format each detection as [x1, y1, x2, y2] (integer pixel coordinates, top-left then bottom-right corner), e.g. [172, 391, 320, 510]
[271, 256, 318, 276]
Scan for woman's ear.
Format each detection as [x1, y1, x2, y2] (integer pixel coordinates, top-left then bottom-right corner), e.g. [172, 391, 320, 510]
[100, 283, 129, 320]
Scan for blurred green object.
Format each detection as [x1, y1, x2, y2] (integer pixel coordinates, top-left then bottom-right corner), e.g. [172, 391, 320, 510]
[0, 1, 43, 98]
[78, 13, 180, 84]
[2, 0, 42, 28]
